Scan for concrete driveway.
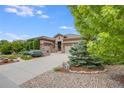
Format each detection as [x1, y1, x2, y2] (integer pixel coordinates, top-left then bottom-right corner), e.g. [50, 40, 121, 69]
[0, 53, 68, 88]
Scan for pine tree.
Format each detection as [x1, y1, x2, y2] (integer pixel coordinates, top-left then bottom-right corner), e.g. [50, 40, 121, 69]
[69, 39, 103, 68]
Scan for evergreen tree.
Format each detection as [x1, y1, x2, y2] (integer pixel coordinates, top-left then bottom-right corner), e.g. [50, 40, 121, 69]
[69, 39, 103, 67]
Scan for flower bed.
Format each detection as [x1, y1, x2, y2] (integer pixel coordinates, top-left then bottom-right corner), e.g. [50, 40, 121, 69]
[54, 65, 106, 74]
[0, 58, 19, 65]
[69, 68, 107, 74]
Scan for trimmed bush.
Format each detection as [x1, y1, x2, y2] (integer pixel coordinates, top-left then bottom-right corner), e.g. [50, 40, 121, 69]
[19, 50, 42, 57]
[20, 55, 32, 60]
[28, 50, 42, 57]
[19, 51, 30, 55]
[0, 54, 17, 59]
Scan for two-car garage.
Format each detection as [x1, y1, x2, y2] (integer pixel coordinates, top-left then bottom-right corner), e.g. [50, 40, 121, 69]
[64, 45, 72, 53]
[64, 40, 80, 53]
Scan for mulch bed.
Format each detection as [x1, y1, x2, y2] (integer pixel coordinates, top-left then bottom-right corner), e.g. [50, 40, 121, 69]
[0, 59, 19, 65]
[54, 67, 69, 73]
[0, 61, 18, 65]
[70, 66, 104, 72]
[55, 66, 106, 74]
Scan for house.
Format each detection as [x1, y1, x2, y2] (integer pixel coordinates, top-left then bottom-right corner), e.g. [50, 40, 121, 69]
[40, 34, 81, 55]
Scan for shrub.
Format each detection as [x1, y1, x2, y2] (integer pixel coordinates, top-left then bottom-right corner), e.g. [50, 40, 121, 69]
[11, 40, 25, 53]
[20, 55, 32, 60]
[6, 54, 17, 59]
[29, 50, 42, 57]
[19, 51, 30, 55]
[0, 42, 12, 54]
[0, 54, 17, 59]
[19, 50, 42, 57]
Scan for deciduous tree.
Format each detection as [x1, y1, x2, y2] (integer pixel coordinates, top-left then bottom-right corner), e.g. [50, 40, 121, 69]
[69, 5, 124, 64]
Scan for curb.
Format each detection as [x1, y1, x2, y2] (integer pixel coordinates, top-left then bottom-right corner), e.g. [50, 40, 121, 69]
[69, 69, 107, 74]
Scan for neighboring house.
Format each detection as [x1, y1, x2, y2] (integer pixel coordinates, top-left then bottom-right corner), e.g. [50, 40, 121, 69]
[40, 34, 81, 55]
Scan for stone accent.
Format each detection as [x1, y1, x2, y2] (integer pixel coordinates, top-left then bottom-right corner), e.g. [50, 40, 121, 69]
[62, 62, 70, 70]
[69, 69, 107, 74]
[40, 34, 81, 55]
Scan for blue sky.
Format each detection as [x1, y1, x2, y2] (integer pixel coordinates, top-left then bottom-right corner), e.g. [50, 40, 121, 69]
[0, 5, 79, 41]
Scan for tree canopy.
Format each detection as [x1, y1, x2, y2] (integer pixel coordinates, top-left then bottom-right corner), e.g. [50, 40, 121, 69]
[69, 5, 124, 64]
[0, 39, 40, 54]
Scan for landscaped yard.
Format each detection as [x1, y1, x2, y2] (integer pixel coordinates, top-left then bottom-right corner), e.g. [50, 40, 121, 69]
[0, 39, 42, 65]
[0, 50, 43, 65]
[20, 65, 124, 88]
[1, 5, 124, 88]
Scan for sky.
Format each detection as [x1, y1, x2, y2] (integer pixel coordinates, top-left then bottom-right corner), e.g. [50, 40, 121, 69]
[0, 5, 79, 41]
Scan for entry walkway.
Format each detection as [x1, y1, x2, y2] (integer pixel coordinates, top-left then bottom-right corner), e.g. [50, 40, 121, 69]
[0, 53, 68, 87]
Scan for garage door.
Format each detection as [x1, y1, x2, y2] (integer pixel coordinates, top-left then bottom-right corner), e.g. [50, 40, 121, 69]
[65, 45, 72, 53]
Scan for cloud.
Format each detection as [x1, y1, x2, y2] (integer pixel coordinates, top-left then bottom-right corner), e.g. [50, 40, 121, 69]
[33, 5, 46, 8]
[5, 7, 17, 13]
[5, 5, 34, 17]
[36, 10, 43, 15]
[5, 33, 22, 40]
[5, 33, 31, 40]
[39, 5, 46, 8]
[59, 26, 75, 30]
[4, 5, 50, 19]
[40, 15, 50, 19]
[21, 34, 31, 38]
[15, 6, 34, 16]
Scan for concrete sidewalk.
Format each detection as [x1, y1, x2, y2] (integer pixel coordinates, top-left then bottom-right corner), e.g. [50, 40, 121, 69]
[0, 53, 68, 87]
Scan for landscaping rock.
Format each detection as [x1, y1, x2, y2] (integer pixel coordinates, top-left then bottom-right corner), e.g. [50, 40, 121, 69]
[20, 65, 124, 88]
[0, 57, 19, 65]
[2, 58, 9, 63]
[13, 59, 19, 62]
[8, 59, 14, 63]
[62, 62, 70, 70]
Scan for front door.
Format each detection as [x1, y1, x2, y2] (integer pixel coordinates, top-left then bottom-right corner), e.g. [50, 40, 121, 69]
[58, 41, 61, 51]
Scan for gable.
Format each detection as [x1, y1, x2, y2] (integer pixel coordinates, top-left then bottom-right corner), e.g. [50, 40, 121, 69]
[54, 33, 64, 38]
